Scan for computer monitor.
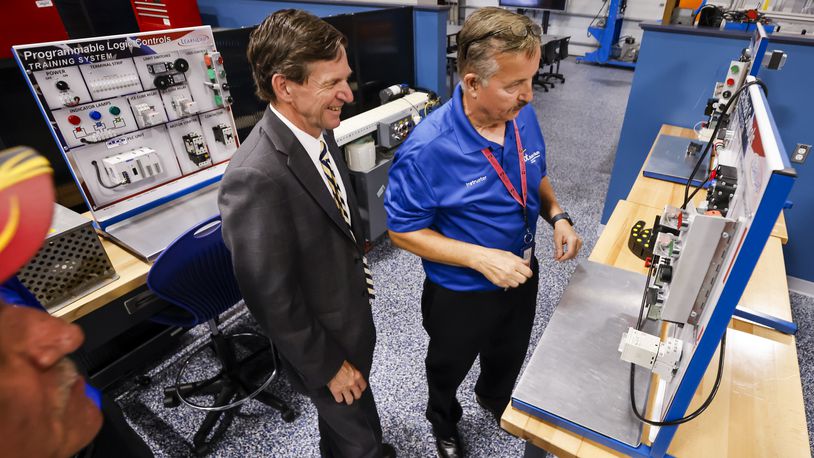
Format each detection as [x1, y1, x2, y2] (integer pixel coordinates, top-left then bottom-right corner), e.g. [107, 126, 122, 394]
[329, 7, 415, 118]
[498, 0, 567, 11]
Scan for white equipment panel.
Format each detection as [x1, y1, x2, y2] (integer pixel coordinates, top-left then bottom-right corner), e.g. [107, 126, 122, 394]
[13, 26, 239, 227]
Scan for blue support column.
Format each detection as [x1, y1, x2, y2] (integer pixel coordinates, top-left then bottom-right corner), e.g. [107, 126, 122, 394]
[414, 8, 448, 101]
[733, 306, 798, 334]
[577, 0, 636, 68]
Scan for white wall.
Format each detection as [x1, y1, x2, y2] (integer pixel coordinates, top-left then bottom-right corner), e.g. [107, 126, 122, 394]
[459, 0, 666, 56]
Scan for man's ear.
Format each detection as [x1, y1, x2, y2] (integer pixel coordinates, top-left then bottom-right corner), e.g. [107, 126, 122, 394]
[271, 74, 293, 103]
[462, 73, 480, 97]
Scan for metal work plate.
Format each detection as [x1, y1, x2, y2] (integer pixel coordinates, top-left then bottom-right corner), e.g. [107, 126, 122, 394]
[643, 135, 709, 187]
[104, 183, 219, 261]
[512, 260, 654, 447]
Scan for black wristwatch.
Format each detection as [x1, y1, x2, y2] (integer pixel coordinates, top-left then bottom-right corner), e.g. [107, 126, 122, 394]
[549, 212, 574, 227]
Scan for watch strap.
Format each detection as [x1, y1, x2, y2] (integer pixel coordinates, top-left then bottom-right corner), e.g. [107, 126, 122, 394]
[549, 212, 573, 227]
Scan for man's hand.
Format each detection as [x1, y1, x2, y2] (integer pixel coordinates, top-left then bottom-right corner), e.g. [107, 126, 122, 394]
[327, 360, 367, 405]
[471, 246, 533, 289]
[552, 220, 582, 261]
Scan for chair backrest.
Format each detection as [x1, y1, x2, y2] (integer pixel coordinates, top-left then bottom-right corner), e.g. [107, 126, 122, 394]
[558, 36, 569, 60]
[542, 40, 558, 65]
[147, 216, 243, 327]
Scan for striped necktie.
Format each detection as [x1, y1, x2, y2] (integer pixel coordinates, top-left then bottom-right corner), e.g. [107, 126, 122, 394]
[319, 141, 375, 299]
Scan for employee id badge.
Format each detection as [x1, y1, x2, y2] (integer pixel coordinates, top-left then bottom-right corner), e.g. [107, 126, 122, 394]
[522, 228, 534, 265]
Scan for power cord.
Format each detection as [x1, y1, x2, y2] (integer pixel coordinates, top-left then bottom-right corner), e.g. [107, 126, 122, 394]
[629, 262, 727, 426]
[91, 160, 124, 189]
[681, 79, 768, 209]
[629, 334, 726, 426]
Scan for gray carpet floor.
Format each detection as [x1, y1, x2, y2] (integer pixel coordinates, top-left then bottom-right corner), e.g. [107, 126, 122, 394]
[113, 58, 814, 457]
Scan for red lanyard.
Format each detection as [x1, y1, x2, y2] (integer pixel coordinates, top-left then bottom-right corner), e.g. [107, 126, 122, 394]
[480, 120, 527, 224]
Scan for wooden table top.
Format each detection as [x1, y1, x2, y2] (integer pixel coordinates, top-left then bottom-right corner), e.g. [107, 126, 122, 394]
[502, 199, 810, 457]
[628, 125, 788, 244]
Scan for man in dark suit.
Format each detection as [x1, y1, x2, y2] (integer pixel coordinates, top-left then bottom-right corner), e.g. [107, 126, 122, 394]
[218, 9, 394, 458]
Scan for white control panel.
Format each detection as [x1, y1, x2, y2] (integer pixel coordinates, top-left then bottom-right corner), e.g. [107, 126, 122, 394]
[13, 26, 239, 219]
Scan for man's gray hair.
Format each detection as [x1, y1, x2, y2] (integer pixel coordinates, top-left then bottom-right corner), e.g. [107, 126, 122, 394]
[456, 7, 542, 84]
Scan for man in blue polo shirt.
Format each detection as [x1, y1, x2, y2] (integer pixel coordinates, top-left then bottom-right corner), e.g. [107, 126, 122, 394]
[384, 7, 582, 457]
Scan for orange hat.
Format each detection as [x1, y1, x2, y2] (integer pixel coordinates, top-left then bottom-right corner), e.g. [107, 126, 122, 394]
[0, 147, 54, 283]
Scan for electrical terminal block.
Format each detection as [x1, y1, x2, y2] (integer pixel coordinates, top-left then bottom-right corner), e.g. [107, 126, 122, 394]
[619, 328, 683, 382]
[171, 96, 198, 116]
[619, 328, 660, 369]
[83, 129, 118, 144]
[653, 337, 682, 381]
[89, 75, 140, 93]
[182, 132, 212, 166]
[652, 232, 676, 259]
[134, 103, 161, 126]
[212, 123, 234, 145]
[660, 205, 684, 232]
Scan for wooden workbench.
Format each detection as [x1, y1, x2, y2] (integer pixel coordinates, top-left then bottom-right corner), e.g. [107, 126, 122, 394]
[501, 127, 809, 457]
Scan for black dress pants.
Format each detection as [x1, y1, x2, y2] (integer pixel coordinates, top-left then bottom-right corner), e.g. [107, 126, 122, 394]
[421, 258, 539, 438]
[313, 385, 384, 458]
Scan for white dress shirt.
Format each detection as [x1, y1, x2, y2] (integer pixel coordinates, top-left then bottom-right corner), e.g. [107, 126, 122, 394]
[269, 104, 352, 225]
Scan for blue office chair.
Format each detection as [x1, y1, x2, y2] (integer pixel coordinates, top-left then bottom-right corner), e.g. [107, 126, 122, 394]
[147, 216, 297, 455]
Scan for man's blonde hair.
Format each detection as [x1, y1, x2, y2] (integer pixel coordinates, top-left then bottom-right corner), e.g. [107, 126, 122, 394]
[457, 7, 541, 84]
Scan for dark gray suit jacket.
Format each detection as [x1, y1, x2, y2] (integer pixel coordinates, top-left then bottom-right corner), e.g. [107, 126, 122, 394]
[218, 107, 375, 392]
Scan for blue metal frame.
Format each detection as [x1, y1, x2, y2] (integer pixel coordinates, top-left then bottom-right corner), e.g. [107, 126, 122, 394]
[642, 171, 709, 188]
[512, 398, 675, 458]
[648, 86, 796, 458]
[749, 23, 770, 77]
[733, 306, 798, 334]
[577, 0, 636, 68]
[649, 170, 794, 457]
[515, 85, 796, 458]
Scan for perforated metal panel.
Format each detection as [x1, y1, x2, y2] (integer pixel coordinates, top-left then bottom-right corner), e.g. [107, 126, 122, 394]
[18, 205, 117, 313]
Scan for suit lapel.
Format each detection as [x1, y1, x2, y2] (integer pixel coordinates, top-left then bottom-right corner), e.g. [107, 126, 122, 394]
[261, 108, 357, 246]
